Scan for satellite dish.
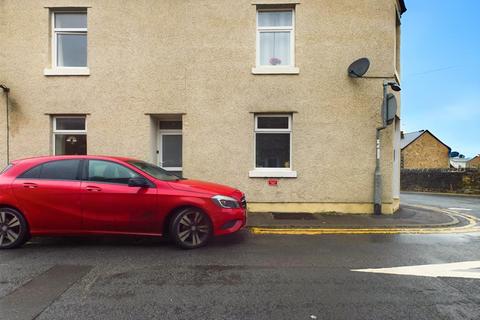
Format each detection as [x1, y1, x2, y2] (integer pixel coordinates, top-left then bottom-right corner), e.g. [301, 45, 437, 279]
[386, 93, 397, 125]
[348, 58, 370, 78]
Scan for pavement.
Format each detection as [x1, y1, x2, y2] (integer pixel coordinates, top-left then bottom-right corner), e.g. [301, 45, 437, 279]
[1, 192, 480, 320]
[247, 204, 460, 229]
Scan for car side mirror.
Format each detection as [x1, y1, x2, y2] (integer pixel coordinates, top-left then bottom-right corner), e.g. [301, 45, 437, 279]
[128, 177, 150, 188]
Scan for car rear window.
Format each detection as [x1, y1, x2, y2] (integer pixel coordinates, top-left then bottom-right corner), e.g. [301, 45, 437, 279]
[0, 164, 13, 175]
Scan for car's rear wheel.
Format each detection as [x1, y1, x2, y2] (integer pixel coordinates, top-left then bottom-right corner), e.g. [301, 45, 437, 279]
[0, 208, 29, 249]
[170, 208, 212, 249]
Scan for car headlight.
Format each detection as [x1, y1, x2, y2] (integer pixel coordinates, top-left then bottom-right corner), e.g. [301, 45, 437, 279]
[212, 195, 240, 209]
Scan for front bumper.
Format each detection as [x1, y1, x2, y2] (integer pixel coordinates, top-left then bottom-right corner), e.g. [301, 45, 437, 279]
[211, 207, 247, 236]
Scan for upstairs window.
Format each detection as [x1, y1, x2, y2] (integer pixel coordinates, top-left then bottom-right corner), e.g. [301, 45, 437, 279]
[256, 9, 294, 67]
[52, 11, 87, 68]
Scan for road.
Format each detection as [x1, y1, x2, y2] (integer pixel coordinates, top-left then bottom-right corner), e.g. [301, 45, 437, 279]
[0, 193, 479, 320]
[401, 192, 480, 218]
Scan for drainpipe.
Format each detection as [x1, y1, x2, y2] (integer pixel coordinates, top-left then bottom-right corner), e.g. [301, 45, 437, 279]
[373, 82, 388, 215]
[0, 84, 10, 164]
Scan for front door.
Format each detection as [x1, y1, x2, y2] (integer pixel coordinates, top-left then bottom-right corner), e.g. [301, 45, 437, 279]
[81, 160, 159, 234]
[158, 121, 182, 176]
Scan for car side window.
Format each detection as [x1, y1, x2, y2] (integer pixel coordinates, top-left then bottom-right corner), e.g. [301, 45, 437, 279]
[40, 160, 81, 180]
[18, 165, 42, 179]
[18, 160, 80, 180]
[88, 160, 140, 185]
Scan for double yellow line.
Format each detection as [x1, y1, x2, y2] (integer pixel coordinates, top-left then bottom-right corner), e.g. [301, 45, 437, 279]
[250, 206, 480, 235]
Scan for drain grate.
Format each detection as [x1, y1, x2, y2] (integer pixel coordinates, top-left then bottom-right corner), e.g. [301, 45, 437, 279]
[271, 212, 317, 220]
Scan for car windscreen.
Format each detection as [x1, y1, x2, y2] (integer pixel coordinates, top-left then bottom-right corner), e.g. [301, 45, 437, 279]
[127, 160, 181, 181]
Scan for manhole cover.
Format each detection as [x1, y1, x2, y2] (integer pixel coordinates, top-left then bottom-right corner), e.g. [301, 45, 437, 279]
[271, 212, 317, 220]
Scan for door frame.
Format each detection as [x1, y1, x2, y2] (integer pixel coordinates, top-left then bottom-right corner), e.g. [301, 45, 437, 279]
[157, 128, 182, 172]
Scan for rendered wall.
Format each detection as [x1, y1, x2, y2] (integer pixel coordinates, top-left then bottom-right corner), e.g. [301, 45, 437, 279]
[0, 0, 402, 213]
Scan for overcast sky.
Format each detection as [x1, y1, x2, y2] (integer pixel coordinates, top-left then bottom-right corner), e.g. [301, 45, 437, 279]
[401, 1, 479, 157]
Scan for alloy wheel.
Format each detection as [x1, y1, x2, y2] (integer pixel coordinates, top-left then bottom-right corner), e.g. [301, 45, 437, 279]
[0, 210, 22, 248]
[174, 209, 211, 248]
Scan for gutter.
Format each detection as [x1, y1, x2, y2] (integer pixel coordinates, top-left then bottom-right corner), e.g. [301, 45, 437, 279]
[399, 0, 407, 14]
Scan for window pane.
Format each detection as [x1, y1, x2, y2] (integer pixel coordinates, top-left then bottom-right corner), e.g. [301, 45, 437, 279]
[162, 135, 182, 168]
[57, 33, 87, 67]
[55, 134, 87, 155]
[40, 160, 80, 180]
[256, 133, 290, 168]
[88, 160, 140, 184]
[259, 32, 291, 66]
[257, 117, 289, 129]
[159, 121, 182, 130]
[258, 11, 292, 27]
[55, 117, 86, 130]
[55, 13, 87, 28]
[18, 165, 42, 179]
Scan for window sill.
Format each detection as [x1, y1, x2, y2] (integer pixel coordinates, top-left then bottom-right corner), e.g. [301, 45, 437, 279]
[44, 67, 90, 76]
[249, 169, 297, 178]
[251, 66, 300, 75]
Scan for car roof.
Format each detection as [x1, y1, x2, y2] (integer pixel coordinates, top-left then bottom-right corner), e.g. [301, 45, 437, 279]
[12, 155, 138, 164]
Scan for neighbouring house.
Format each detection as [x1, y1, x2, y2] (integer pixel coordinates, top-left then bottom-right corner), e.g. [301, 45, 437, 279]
[0, 0, 406, 214]
[467, 155, 480, 169]
[401, 130, 451, 169]
[450, 156, 471, 169]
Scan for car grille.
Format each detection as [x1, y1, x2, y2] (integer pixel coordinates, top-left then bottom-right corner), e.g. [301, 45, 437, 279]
[240, 195, 247, 209]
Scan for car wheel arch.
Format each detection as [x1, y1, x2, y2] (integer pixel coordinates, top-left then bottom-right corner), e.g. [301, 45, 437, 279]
[162, 205, 211, 237]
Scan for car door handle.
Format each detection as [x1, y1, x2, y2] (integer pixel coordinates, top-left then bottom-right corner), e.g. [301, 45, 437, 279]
[86, 186, 102, 192]
[23, 182, 38, 189]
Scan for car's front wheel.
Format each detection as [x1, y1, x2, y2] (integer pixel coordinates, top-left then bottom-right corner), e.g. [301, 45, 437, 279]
[0, 208, 29, 249]
[170, 208, 212, 249]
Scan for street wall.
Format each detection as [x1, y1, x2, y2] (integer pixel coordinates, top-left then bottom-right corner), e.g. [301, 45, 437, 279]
[401, 169, 480, 194]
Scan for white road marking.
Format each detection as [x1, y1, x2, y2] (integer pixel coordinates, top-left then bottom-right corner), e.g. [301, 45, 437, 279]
[448, 207, 472, 211]
[352, 261, 480, 279]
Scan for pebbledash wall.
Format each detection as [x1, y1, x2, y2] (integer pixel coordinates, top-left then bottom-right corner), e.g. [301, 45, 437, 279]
[0, 0, 405, 214]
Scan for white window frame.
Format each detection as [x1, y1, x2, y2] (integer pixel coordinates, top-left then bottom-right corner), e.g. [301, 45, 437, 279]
[252, 8, 299, 75]
[249, 114, 297, 178]
[44, 10, 90, 76]
[52, 116, 87, 155]
[158, 127, 183, 172]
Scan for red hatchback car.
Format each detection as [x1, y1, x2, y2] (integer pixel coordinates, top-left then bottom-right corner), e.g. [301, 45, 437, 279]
[0, 156, 247, 249]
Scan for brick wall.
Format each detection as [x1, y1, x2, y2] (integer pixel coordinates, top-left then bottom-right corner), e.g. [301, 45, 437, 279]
[401, 132, 450, 169]
[401, 169, 480, 194]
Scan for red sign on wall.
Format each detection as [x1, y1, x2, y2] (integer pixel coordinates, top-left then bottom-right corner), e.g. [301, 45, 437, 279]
[267, 179, 278, 186]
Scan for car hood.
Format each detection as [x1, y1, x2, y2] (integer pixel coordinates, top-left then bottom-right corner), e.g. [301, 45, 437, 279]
[167, 179, 241, 198]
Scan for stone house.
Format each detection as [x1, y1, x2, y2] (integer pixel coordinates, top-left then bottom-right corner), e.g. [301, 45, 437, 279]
[0, 0, 406, 214]
[468, 155, 480, 169]
[401, 130, 451, 169]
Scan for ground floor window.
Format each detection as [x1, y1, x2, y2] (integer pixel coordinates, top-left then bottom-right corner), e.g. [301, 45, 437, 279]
[158, 120, 182, 176]
[53, 116, 87, 155]
[254, 114, 291, 169]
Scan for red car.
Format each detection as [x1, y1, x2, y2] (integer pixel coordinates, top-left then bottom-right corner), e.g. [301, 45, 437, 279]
[0, 156, 246, 249]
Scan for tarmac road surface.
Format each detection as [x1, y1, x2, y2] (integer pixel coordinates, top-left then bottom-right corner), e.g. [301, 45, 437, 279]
[1, 192, 480, 320]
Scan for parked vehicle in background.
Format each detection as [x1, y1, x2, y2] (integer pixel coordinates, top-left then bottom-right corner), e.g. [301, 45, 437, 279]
[0, 156, 247, 249]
